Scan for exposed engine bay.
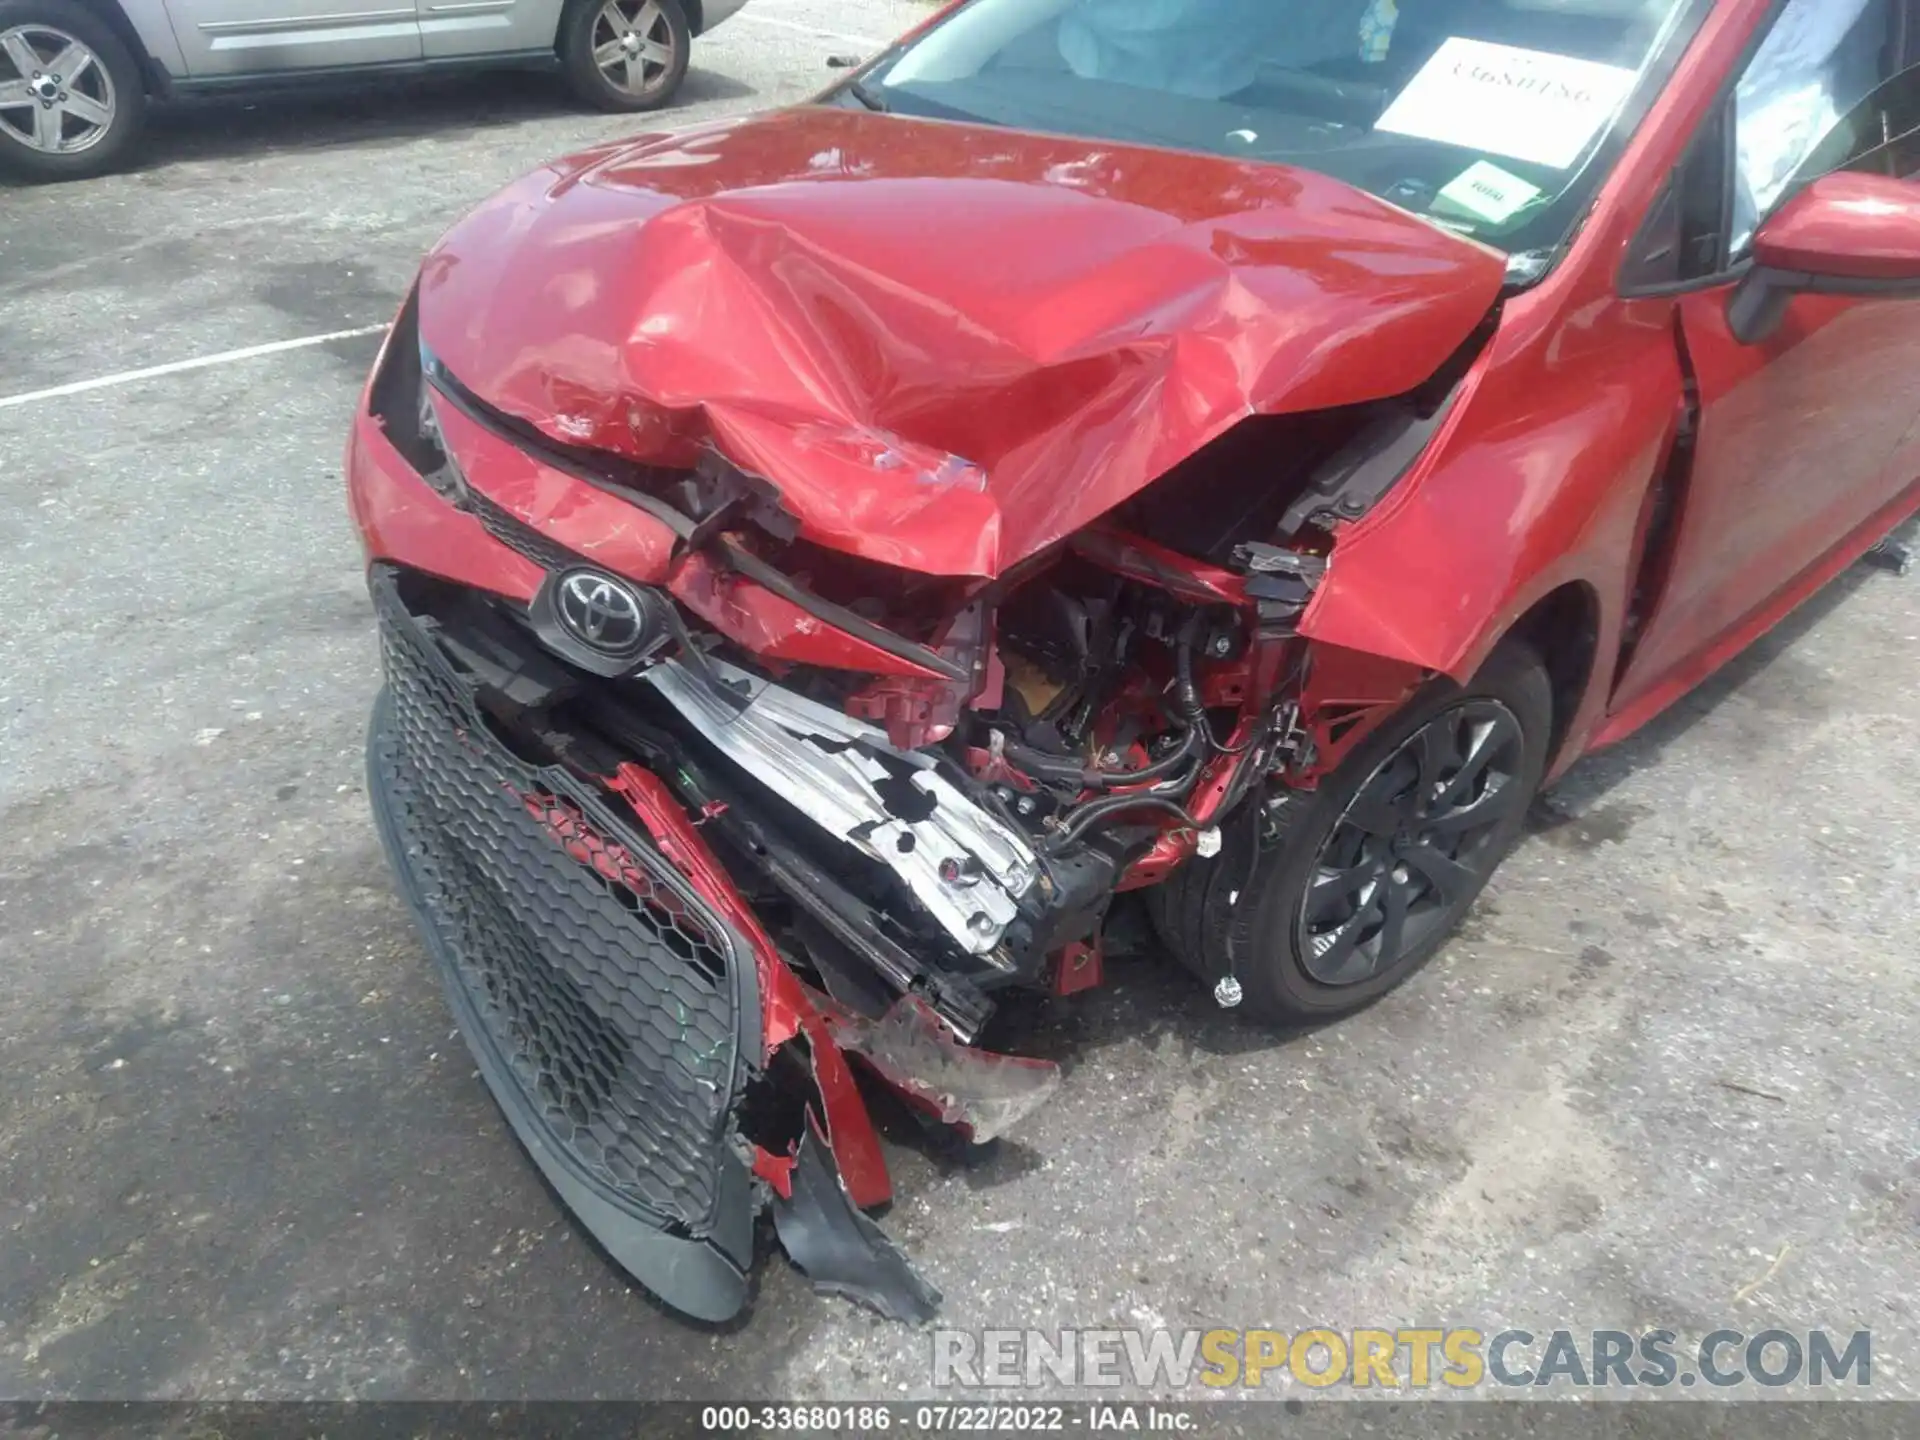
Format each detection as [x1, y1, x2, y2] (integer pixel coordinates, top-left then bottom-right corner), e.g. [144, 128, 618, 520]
[355, 287, 1473, 1321]
[346, 104, 1521, 1323]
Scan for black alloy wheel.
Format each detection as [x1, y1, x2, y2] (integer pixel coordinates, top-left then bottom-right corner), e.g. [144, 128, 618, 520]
[1296, 699, 1525, 986]
[1150, 641, 1552, 1025]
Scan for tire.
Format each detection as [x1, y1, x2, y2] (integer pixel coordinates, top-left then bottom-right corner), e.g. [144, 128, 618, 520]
[559, 0, 692, 114]
[1155, 641, 1553, 1026]
[0, 0, 146, 182]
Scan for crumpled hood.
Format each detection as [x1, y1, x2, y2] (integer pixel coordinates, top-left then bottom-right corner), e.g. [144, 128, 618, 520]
[418, 107, 1504, 578]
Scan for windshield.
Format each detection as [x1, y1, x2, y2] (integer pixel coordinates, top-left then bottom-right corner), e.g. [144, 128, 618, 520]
[852, 0, 1697, 258]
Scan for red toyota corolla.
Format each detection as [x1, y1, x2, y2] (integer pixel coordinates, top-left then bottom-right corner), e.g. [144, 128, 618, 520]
[346, 0, 1920, 1321]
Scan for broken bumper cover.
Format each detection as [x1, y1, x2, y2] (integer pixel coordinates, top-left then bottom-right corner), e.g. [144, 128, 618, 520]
[363, 565, 1060, 1321]
[366, 569, 761, 1322]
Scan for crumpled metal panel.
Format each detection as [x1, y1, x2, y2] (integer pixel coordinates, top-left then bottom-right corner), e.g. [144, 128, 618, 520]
[416, 107, 1505, 580]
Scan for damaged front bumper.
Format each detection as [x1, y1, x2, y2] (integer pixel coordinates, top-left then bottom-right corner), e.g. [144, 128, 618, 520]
[367, 569, 763, 1321]
[365, 565, 1057, 1322]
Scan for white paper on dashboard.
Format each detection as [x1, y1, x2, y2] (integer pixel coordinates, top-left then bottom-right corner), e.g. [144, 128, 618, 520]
[1374, 37, 1639, 171]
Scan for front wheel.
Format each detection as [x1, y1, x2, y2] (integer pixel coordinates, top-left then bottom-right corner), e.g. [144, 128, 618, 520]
[0, 0, 147, 181]
[1156, 642, 1553, 1025]
[559, 0, 692, 113]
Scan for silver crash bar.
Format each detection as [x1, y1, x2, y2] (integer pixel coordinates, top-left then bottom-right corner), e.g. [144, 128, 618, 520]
[645, 658, 1039, 957]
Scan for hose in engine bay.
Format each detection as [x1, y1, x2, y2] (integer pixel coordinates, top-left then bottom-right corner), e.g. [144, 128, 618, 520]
[1040, 792, 1206, 853]
[1173, 617, 1260, 757]
[1000, 725, 1204, 790]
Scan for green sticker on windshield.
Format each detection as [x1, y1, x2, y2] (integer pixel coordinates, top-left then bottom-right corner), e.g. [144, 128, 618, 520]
[1436, 161, 1544, 225]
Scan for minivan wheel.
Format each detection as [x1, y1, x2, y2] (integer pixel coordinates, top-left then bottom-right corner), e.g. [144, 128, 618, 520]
[0, 0, 145, 181]
[559, 0, 692, 113]
[1152, 642, 1553, 1026]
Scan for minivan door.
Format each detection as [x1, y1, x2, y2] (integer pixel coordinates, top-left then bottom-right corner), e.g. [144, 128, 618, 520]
[162, 0, 421, 76]
[419, 0, 563, 59]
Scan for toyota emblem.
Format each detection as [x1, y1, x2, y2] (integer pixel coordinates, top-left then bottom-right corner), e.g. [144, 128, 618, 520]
[554, 570, 649, 654]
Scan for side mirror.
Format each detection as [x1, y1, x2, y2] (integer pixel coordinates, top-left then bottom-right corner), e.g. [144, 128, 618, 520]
[1728, 172, 1920, 343]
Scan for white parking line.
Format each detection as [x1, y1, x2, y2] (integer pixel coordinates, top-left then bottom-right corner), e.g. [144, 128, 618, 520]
[0, 14, 894, 417]
[735, 12, 888, 47]
[0, 325, 391, 411]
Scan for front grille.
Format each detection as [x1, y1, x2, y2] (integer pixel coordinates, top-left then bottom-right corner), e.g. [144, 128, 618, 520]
[462, 483, 585, 574]
[369, 571, 748, 1234]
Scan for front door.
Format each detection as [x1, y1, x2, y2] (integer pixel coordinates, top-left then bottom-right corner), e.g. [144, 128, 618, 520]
[162, 0, 422, 76]
[1613, 0, 1920, 709]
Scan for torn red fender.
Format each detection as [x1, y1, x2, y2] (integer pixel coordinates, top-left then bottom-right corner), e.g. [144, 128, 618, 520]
[1295, 641, 1431, 780]
[802, 1021, 892, 1211]
[605, 763, 893, 1211]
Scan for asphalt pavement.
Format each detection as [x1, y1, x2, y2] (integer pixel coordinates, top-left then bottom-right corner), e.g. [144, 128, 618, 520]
[1, 0, 1917, 1407]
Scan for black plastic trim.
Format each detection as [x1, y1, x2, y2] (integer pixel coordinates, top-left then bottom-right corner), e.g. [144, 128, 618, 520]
[771, 1129, 940, 1322]
[168, 49, 557, 93]
[1727, 264, 1920, 344]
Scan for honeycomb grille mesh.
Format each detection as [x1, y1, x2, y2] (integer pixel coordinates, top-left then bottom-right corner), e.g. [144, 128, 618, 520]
[371, 576, 742, 1233]
[462, 484, 583, 574]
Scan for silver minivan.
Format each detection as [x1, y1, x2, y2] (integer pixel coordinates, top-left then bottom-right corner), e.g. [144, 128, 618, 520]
[0, 0, 748, 180]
